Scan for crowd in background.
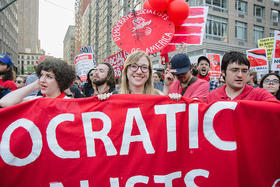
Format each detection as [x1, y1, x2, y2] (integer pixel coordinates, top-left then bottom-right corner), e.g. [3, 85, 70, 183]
[0, 50, 280, 108]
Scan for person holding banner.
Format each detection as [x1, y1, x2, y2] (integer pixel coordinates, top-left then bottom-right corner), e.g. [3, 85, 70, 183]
[207, 51, 278, 103]
[163, 53, 209, 102]
[0, 57, 76, 107]
[0, 54, 17, 91]
[260, 73, 280, 100]
[119, 51, 163, 95]
[82, 62, 117, 97]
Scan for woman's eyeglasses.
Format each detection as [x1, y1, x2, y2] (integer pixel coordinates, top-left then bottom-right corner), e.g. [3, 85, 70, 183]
[129, 64, 149, 73]
[263, 79, 280, 85]
[16, 80, 23, 84]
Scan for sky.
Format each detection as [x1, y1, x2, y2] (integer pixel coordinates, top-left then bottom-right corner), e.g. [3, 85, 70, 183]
[39, 0, 75, 58]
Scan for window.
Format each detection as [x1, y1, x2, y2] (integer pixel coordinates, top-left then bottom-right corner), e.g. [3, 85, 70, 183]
[254, 5, 265, 18]
[271, 9, 280, 23]
[254, 25, 264, 44]
[206, 0, 228, 13]
[235, 21, 247, 41]
[235, 0, 248, 14]
[187, 0, 204, 6]
[206, 15, 228, 41]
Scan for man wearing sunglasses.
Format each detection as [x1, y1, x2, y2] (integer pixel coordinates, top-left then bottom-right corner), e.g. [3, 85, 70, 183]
[207, 51, 277, 103]
[163, 53, 209, 102]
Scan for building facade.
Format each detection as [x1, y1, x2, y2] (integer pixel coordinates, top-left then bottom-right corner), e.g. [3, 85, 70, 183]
[183, 0, 280, 64]
[0, 0, 18, 65]
[17, 0, 42, 75]
[63, 25, 75, 65]
[74, 0, 280, 68]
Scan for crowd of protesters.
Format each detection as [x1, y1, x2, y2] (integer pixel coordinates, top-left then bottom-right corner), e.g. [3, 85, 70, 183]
[0, 49, 280, 108]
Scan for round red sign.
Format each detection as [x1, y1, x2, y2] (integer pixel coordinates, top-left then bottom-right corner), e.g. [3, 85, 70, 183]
[112, 9, 175, 54]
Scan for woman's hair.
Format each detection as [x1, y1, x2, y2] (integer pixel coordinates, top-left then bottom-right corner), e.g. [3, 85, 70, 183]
[86, 68, 96, 86]
[259, 72, 280, 100]
[120, 51, 155, 94]
[36, 57, 76, 92]
[153, 71, 163, 82]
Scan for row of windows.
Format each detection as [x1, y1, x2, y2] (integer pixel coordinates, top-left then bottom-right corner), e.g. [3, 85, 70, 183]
[206, 15, 279, 43]
[18, 55, 40, 60]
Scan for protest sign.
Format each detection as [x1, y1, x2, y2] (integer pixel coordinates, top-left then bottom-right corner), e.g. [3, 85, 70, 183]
[0, 95, 280, 186]
[206, 53, 221, 78]
[112, 9, 175, 54]
[258, 37, 274, 61]
[246, 48, 269, 74]
[104, 50, 130, 78]
[74, 53, 96, 82]
[80, 46, 94, 54]
[169, 6, 208, 45]
[272, 31, 280, 71]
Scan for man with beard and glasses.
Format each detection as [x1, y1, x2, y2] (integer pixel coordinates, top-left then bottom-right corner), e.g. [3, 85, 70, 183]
[163, 53, 209, 102]
[0, 54, 17, 91]
[196, 56, 219, 92]
[82, 62, 117, 97]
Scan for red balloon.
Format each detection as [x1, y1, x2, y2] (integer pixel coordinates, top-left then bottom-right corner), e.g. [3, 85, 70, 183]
[143, 0, 152, 9]
[148, 0, 169, 12]
[167, 0, 190, 25]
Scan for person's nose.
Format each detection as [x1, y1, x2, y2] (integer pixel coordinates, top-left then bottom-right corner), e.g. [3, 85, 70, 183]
[136, 67, 142, 73]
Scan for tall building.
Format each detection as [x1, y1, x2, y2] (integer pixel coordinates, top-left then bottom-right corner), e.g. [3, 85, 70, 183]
[0, 0, 18, 64]
[63, 25, 75, 65]
[17, 0, 39, 53]
[17, 0, 44, 74]
[183, 0, 280, 63]
[75, 0, 280, 67]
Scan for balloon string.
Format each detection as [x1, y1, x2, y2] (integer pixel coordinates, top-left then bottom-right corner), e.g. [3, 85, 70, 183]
[132, 9, 140, 41]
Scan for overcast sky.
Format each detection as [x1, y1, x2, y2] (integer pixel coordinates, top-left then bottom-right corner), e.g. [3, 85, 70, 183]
[39, 0, 75, 58]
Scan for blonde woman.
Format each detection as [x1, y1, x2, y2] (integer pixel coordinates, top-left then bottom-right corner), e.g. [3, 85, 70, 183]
[98, 51, 180, 100]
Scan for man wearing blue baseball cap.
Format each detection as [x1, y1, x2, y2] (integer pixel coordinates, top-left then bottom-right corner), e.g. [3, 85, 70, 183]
[0, 54, 17, 91]
[163, 53, 209, 102]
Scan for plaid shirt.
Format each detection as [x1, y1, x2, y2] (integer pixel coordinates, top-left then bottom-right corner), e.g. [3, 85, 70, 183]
[209, 79, 219, 92]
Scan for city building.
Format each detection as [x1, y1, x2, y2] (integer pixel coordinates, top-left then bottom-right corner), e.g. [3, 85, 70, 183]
[74, 0, 280, 68]
[17, 0, 43, 75]
[184, 0, 280, 64]
[63, 25, 75, 65]
[0, 0, 18, 64]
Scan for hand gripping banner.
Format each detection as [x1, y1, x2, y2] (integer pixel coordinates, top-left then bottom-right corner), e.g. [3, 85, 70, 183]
[0, 95, 280, 187]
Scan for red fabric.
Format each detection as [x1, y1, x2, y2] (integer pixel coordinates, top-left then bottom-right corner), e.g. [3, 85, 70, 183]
[0, 79, 17, 91]
[207, 84, 278, 103]
[42, 92, 66, 98]
[168, 78, 209, 102]
[0, 95, 280, 186]
[197, 74, 210, 82]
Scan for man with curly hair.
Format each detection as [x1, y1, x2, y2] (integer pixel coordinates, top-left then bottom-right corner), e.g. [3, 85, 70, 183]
[0, 57, 76, 107]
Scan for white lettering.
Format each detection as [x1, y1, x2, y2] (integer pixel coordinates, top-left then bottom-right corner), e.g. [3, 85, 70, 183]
[126, 176, 149, 187]
[184, 169, 209, 187]
[47, 114, 80, 158]
[120, 108, 155, 155]
[154, 171, 182, 186]
[189, 104, 199, 149]
[0, 119, 42, 166]
[154, 104, 186, 152]
[82, 112, 117, 157]
[203, 102, 237, 151]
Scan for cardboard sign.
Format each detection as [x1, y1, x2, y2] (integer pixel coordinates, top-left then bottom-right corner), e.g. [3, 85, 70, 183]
[0, 95, 280, 186]
[112, 9, 175, 54]
[206, 53, 221, 78]
[104, 50, 130, 78]
[258, 37, 274, 61]
[246, 48, 269, 74]
[74, 53, 96, 82]
[272, 31, 280, 71]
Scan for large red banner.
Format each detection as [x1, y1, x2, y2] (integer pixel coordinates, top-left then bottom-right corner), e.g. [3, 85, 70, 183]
[0, 95, 280, 187]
